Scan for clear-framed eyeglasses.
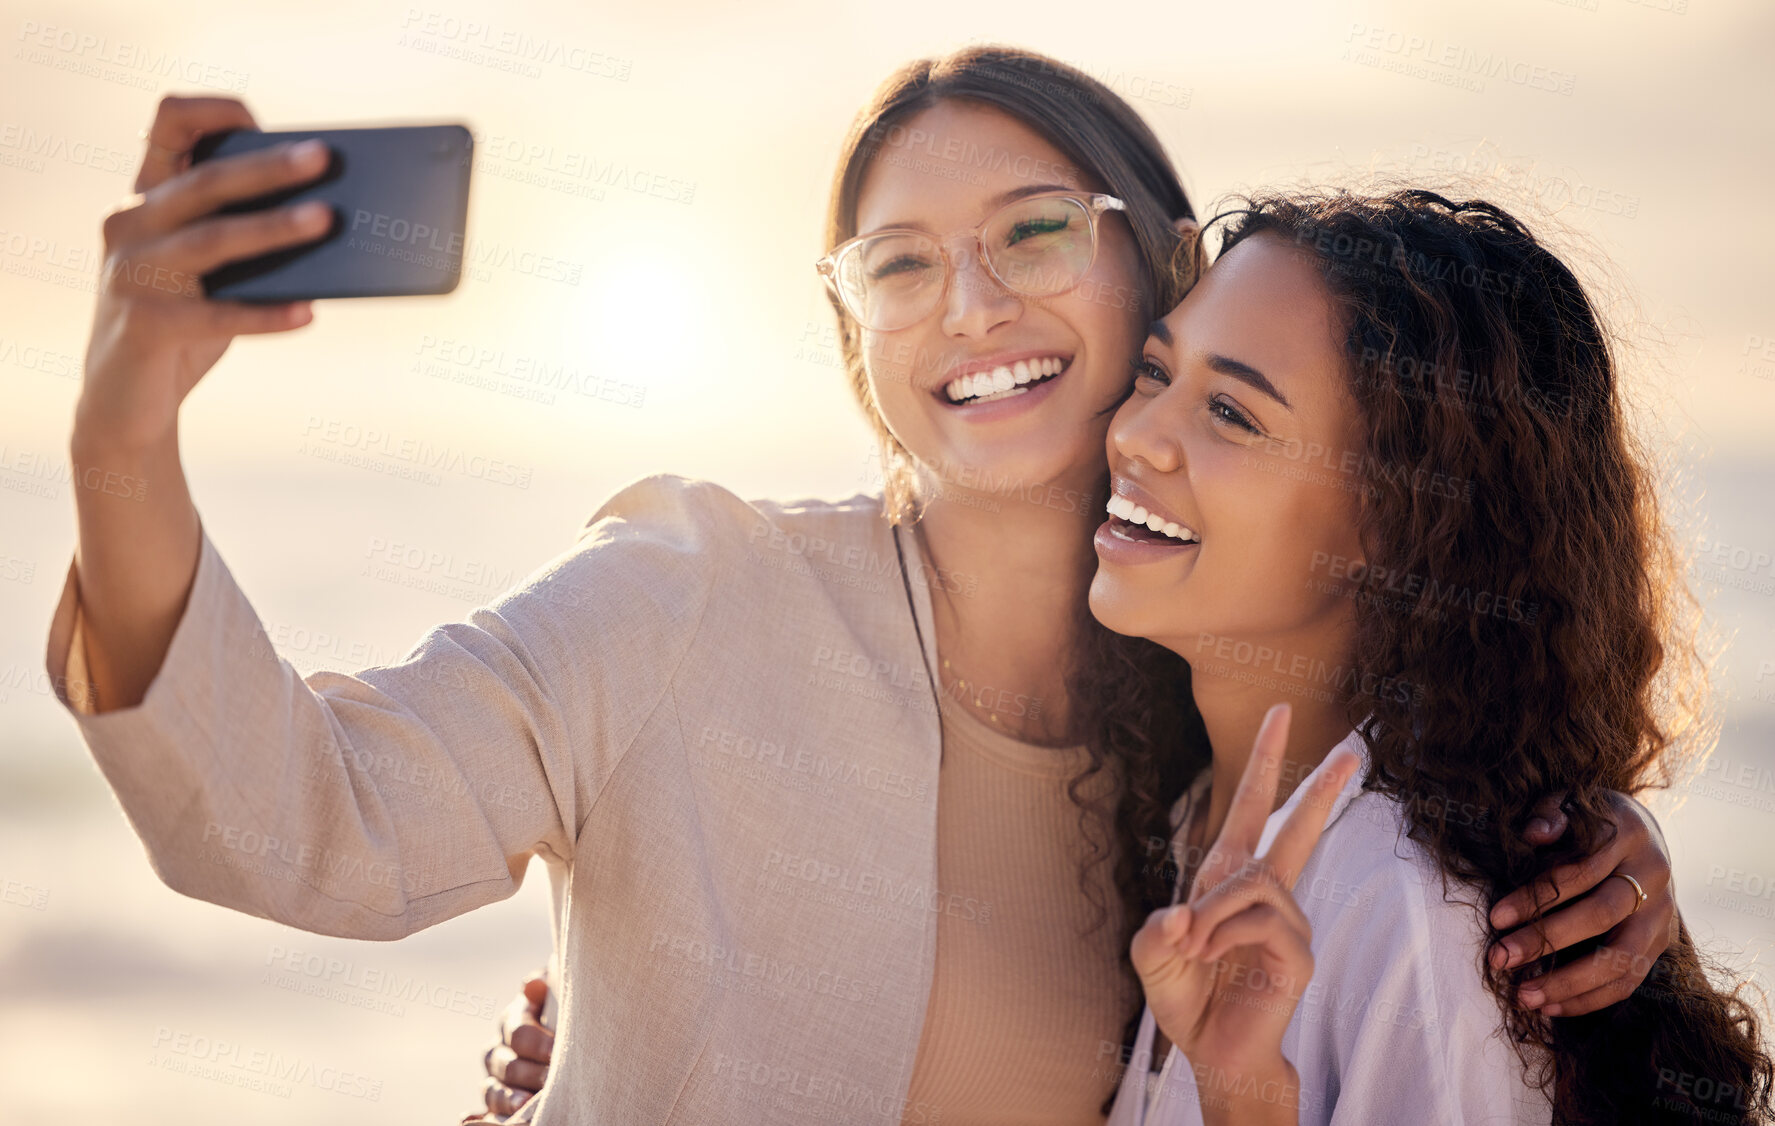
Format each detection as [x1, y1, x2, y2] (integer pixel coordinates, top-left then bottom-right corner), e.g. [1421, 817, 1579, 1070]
[815, 192, 1127, 332]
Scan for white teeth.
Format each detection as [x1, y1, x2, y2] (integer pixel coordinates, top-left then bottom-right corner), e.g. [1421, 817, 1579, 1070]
[941, 356, 1068, 402]
[1105, 490, 1199, 544]
[972, 385, 1029, 404]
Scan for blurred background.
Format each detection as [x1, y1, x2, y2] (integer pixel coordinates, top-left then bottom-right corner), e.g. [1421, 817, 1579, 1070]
[3, 0, 1772, 1120]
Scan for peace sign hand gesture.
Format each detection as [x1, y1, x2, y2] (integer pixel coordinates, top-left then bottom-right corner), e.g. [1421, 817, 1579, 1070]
[1130, 704, 1361, 1126]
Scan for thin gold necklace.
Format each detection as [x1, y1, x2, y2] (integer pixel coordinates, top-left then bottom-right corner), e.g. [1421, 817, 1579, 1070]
[912, 522, 1019, 731]
[939, 656, 1013, 726]
[913, 520, 1064, 741]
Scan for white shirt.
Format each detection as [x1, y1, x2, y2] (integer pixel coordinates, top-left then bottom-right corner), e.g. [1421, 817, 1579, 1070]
[1106, 730, 1554, 1126]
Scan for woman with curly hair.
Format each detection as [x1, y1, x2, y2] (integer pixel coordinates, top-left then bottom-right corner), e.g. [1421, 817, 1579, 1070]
[1104, 189, 1772, 1124]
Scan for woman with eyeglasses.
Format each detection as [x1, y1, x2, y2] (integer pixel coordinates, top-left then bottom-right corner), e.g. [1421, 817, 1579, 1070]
[56, 49, 1683, 1125]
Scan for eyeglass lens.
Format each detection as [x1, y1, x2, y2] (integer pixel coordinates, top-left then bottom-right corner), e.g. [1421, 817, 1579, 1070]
[834, 195, 1096, 330]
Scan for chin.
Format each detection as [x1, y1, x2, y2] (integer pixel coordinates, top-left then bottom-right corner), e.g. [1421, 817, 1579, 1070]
[1086, 573, 1151, 640]
[1089, 569, 1210, 656]
[929, 431, 1098, 498]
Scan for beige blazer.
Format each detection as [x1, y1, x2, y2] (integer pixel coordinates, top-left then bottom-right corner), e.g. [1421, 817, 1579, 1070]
[47, 474, 968, 1124]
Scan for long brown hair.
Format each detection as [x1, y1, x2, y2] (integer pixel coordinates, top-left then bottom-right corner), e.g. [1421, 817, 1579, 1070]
[1208, 188, 1771, 1124]
[822, 45, 1212, 1083]
[825, 44, 1196, 522]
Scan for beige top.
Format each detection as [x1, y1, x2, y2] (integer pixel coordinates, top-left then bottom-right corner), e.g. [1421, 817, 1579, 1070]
[42, 473, 1124, 1125]
[904, 698, 1136, 1125]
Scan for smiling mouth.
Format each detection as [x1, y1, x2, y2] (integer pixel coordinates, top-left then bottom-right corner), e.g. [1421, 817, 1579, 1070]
[939, 355, 1070, 406]
[1105, 492, 1199, 545]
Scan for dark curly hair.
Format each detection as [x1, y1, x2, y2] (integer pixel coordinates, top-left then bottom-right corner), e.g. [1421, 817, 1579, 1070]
[1191, 187, 1773, 1124]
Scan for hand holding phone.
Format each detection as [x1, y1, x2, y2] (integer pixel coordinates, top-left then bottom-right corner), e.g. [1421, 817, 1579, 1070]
[77, 95, 339, 452]
[190, 123, 474, 301]
[77, 98, 475, 456]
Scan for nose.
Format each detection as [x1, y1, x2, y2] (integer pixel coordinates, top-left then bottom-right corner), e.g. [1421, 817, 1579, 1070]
[939, 238, 1021, 339]
[1109, 384, 1185, 475]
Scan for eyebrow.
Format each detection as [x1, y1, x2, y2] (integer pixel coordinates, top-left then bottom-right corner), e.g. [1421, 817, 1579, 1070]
[862, 183, 1077, 238]
[1146, 319, 1294, 411]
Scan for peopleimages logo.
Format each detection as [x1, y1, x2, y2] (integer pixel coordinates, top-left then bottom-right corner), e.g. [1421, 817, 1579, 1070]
[350, 209, 464, 253]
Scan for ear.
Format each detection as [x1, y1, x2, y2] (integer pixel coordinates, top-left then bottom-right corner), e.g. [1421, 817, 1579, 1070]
[1164, 216, 1206, 302]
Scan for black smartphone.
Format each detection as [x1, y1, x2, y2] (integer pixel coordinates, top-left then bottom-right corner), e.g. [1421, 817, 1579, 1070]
[189, 123, 474, 302]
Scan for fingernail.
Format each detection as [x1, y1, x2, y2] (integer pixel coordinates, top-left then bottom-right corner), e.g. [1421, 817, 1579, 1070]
[1542, 1003, 1563, 1017]
[1527, 817, 1553, 837]
[1498, 942, 1520, 970]
[1519, 988, 1543, 1007]
[289, 138, 327, 166]
[293, 200, 330, 225]
[1492, 904, 1519, 929]
[1488, 944, 1508, 970]
[513, 1092, 529, 1108]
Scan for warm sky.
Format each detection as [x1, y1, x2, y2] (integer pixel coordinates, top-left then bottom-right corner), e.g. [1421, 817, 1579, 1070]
[5, 0, 1773, 498]
[4, 3, 1774, 1120]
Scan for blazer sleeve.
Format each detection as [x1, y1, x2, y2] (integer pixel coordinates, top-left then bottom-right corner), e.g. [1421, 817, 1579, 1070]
[43, 473, 723, 940]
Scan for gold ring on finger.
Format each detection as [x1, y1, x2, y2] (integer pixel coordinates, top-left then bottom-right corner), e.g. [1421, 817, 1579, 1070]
[1608, 870, 1647, 914]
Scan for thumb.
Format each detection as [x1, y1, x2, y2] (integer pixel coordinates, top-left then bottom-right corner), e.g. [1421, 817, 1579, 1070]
[522, 974, 550, 1014]
[1131, 904, 1193, 977]
[1524, 793, 1569, 845]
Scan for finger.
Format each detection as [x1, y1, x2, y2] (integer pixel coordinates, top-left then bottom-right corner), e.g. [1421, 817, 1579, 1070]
[1262, 746, 1360, 888]
[522, 974, 550, 1017]
[1607, 877, 1675, 979]
[1130, 904, 1192, 976]
[1515, 940, 1643, 1011]
[508, 1018, 554, 1063]
[146, 198, 333, 276]
[497, 984, 533, 1042]
[483, 1076, 531, 1117]
[1518, 895, 1669, 1009]
[1521, 792, 1569, 845]
[136, 94, 258, 193]
[140, 143, 332, 241]
[488, 1044, 548, 1092]
[1489, 836, 1625, 931]
[1490, 872, 1642, 970]
[1198, 901, 1314, 975]
[1222, 703, 1293, 858]
[198, 299, 314, 337]
[1539, 972, 1640, 1018]
[1184, 866, 1299, 961]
